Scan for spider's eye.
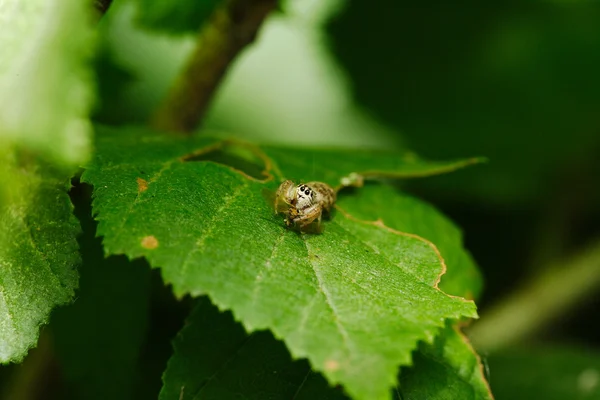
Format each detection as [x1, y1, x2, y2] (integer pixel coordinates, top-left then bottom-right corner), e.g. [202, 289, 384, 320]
[305, 190, 311, 195]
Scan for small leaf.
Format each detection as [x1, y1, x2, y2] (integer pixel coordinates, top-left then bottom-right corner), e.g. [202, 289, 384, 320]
[0, 164, 79, 363]
[163, 305, 491, 400]
[84, 125, 479, 400]
[488, 346, 600, 400]
[0, 0, 95, 167]
[263, 146, 484, 188]
[132, 0, 222, 35]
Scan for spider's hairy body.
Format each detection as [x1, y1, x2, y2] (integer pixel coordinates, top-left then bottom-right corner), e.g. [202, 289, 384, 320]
[274, 180, 336, 230]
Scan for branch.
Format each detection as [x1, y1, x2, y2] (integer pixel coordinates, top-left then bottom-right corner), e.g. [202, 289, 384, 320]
[152, 0, 277, 134]
[468, 238, 600, 353]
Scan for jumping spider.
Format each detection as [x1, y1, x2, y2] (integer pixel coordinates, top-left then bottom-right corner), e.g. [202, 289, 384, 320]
[274, 180, 336, 230]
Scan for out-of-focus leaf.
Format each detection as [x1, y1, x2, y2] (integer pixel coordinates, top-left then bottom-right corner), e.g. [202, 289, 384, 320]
[327, 2, 600, 204]
[83, 125, 480, 400]
[132, 0, 222, 35]
[92, 43, 137, 125]
[263, 146, 484, 188]
[50, 184, 151, 400]
[0, 163, 79, 363]
[0, 0, 94, 358]
[161, 298, 320, 400]
[488, 346, 600, 400]
[0, 0, 95, 167]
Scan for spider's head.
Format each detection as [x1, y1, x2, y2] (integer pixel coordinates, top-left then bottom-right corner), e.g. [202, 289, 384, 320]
[295, 184, 315, 210]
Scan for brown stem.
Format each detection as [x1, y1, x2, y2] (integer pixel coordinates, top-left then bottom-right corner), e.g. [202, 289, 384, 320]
[152, 0, 277, 134]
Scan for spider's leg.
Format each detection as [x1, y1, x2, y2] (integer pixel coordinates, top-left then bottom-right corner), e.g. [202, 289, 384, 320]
[275, 180, 296, 214]
[293, 204, 322, 228]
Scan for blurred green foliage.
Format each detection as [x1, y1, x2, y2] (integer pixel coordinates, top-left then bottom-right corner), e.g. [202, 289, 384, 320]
[2, 0, 600, 399]
[488, 346, 600, 400]
[0, 0, 95, 167]
[327, 2, 600, 206]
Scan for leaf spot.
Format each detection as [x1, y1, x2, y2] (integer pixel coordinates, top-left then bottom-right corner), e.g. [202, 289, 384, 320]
[141, 235, 159, 249]
[325, 359, 340, 372]
[137, 177, 149, 193]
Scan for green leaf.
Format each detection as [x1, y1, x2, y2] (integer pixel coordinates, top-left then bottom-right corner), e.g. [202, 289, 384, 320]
[398, 324, 493, 400]
[335, 184, 483, 300]
[0, 0, 95, 167]
[336, 185, 490, 399]
[327, 3, 600, 204]
[84, 125, 479, 400]
[132, 0, 222, 35]
[263, 146, 484, 189]
[0, 0, 94, 357]
[163, 305, 491, 400]
[50, 184, 151, 400]
[0, 163, 79, 363]
[160, 298, 319, 400]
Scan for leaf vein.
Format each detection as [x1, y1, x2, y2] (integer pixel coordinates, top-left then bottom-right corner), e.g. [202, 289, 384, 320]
[192, 334, 255, 399]
[111, 160, 175, 245]
[179, 184, 247, 279]
[303, 239, 354, 364]
[24, 226, 66, 291]
[250, 230, 285, 306]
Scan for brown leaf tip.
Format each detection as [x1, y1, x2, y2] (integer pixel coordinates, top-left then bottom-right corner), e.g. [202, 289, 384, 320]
[141, 235, 159, 249]
[137, 177, 149, 193]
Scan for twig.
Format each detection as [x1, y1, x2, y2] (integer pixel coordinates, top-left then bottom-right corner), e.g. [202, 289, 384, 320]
[152, 0, 277, 134]
[468, 238, 600, 353]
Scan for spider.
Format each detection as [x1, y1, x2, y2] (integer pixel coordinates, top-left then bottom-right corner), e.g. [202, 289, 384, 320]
[274, 180, 336, 230]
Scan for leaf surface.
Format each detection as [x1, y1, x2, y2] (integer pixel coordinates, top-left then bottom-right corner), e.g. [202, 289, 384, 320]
[84, 125, 479, 400]
[160, 298, 315, 400]
[336, 184, 483, 299]
[163, 304, 491, 400]
[0, 166, 79, 363]
[336, 185, 491, 399]
[0, 0, 95, 167]
[263, 146, 484, 188]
